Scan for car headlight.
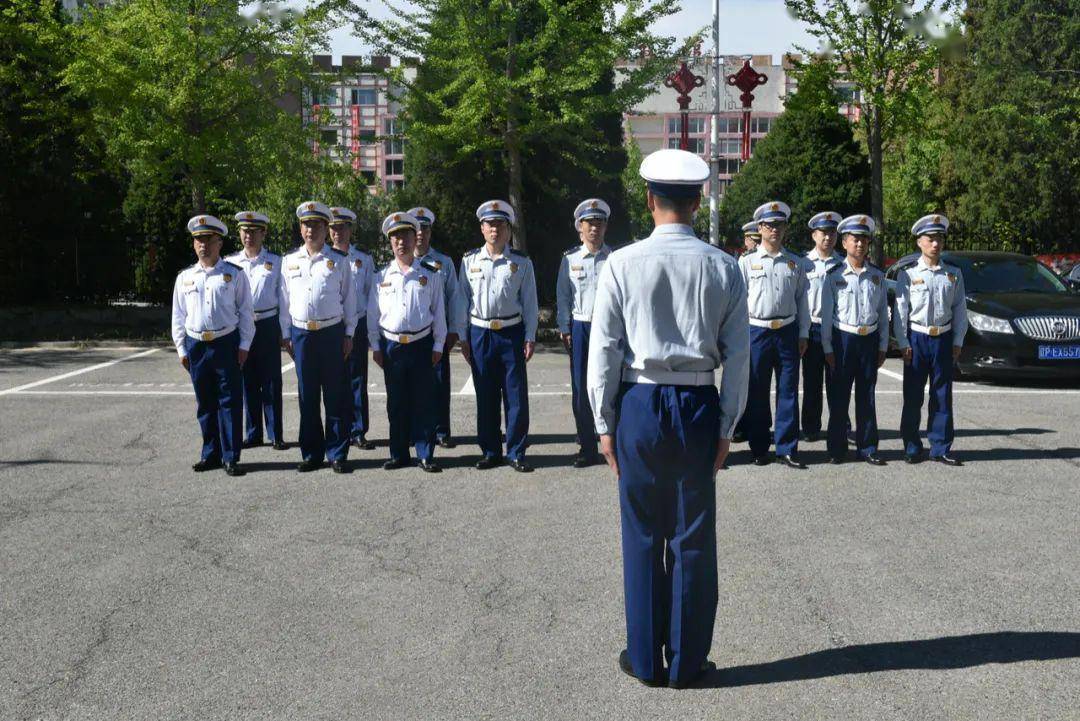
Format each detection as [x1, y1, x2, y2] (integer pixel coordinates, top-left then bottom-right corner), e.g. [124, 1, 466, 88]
[967, 310, 1014, 334]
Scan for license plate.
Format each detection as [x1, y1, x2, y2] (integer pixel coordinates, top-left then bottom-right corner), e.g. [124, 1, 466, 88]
[1038, 344, 1080, 360]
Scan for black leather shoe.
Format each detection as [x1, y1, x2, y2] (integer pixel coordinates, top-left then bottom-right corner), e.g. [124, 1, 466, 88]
[669, 659, 718, 689]
[297, 459, 323, 473]
[572, 453, 600, 468]
[776, 454, 807, 469]
[731, 431, 747, 444]
[828, 455, 845, 464]
[383, 457, 409, 470]
[618, 650, 666, 688]
[931, 454, 963, 466]
[752, 455, 771, 466]
[904, 453, 923, 465]
[330, 460, 349, 474]
[436, 436, 456, 449]
[242, 438, 262, 449]
[353, 436, 376, 451]
[864, 453, 887, 466]
[271, 440, 288, 451]
[801, 430, 820, 443]
[419, 459, 442, 473]
[223, 462, 246, 477]
[508, 458, 534, 473]
[192, 459, 222, 472]
[475, 455, 503, 470]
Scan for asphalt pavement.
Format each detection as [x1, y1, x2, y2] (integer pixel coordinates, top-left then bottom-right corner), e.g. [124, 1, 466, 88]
[1, 345, 1077, 720]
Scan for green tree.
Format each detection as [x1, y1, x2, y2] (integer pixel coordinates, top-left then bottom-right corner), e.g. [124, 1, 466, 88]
[939, 0, 1080, 250]
[785, 0, 950, 259]
[721, 59, 870, 249]
[621, 136, 652, 241]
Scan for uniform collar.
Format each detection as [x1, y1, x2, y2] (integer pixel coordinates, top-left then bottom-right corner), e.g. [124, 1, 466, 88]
[193, 258, 226, 275]
[917, 256, 943, 272]
[237, 248, 265, 264]
[386, 257, 420, 276]
[843, 258, 868, 275]
[651, 223, 694, 236]
[579, 243, 610, 258]
[755, 245, 787, 260]
[479, 244, 511, 261]
[303, 244, 329, 260]
[809, 249, 841, 263]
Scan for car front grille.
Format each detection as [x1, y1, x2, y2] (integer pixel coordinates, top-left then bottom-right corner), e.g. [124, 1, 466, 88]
[1013, 315, 1080, 342]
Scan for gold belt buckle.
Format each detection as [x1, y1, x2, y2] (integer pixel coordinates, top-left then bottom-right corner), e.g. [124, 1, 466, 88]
[858, 326, 869, 336]
[306, 320, 319, 331]
[490, 320, 502, 330]
[399, 334, 410, 344]
[201, 331, 215, 342]
[769, 319, 782, 330]
[928, 326, 940, 337]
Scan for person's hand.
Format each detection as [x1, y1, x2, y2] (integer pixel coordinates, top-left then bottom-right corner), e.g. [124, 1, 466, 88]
[238, 349, 248, 367]
[342, 336, 353, 359]
[281, 338, 293, 358]
[460, 343, 471, 363]
[877, 351, 887, 368]
[824, 352, 836, 370]
[902, 347, 913, 365]
[600, 434, 618, 478]
[952, 345, 962, 361]
[798, 339, 808, 357]
[714, 438, 731, 473]
[524, 341, 535, 362]
[560, 333, 571, 352]
[444, 333, 458, 354]
[372, 350, 384, 369]
[432, 351, 443, 366]
[180, 356, 190, 371]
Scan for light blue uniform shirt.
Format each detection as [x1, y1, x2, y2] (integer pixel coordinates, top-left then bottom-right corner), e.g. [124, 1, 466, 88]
[820, 260, 890, 354]
[738, 246, 811, 338]
[344, 245, 375, 321]
[892, 257, 968, 349]
[804, 248, 844, 323]
[282, 244, 359, 336]
[367, 257, 447, 353]
[556, 243, 611, 333]
[170, 259, 256, 358]
[586, 224, 750, 437]
[417, 246, 464, 336]
[458, 245, 539, 342]
[226, 248, 290, 336]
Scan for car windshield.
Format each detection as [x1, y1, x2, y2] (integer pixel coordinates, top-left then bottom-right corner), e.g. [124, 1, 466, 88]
[948, 256, 1069, 294]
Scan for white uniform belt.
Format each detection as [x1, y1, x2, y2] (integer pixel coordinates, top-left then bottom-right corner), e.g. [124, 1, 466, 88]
[186, 325, 236, 342]
[911, 322, 951, 337]
[470, 314, 522, 330]
[748, 315, 795, 330]
[381, 326, 432, 344]
[571, 311, 592, 322]
[622, 368, 715, 386]
[834, 321, 879, 336]
[810, 316, 822, 325]
[292, 316, 342, 331]
[254, 306, 278, 321]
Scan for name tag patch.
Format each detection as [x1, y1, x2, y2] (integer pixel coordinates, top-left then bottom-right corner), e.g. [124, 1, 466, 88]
[751, 264, 763, 271]
[912, 279, 925, 285]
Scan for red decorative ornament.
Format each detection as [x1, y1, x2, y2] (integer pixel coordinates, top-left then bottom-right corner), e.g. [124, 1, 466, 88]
[726, 59, 768, 161]
[664, 61, 705, 151]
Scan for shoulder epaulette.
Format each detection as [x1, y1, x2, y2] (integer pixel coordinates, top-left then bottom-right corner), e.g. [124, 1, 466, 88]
[893, 259, 919, 273]
[508, 248, 529, 259]
[328, 246, 346, 257]
[563, 245, 580, 257]
[225, 261, 242, 272]
[826, 263, 845, 275]
[419, 259, 439, 273]
[868, 261, 882, 272]
[463, 248, 480, 257]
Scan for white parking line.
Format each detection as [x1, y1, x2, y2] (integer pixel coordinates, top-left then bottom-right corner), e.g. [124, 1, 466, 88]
[458, 374, 475, 395]
[878, 367, 905, 381]
[281, 361, 296, 373]
[0, 348, 160, 396]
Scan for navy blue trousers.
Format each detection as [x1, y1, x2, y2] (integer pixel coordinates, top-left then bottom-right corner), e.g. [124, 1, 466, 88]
[292, 322, 349, 463]
[901, 329, 955, 456]
[827, 330, 880, 458]
[434, 344, 452, 440]
[184, 331, 243, 464]
[345, 323, 370, 441]
[380, 334, 437, 462]
[801, 323, 833, 435]
[241, 316, 284, 445]
[616, 383, 719, 685]
[467, 323, 529, 461]
[747, 324, 801, 457]
[570, 319, 597, 456]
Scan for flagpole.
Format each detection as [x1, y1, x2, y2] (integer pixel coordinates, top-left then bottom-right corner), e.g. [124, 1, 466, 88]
[708, 0, 721, 246]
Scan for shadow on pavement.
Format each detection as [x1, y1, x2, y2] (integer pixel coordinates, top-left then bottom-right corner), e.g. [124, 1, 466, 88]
[698, 631, 1080, 688]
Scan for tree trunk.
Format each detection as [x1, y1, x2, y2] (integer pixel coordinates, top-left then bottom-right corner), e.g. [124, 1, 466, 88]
[191, 184, 206, 216]
[504, 2, 527, 252]
[869, 105, 884, 265]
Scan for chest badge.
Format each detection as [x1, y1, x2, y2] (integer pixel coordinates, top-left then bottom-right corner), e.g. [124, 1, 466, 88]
[510, 262, 519, 274]
[264, 262, 273, 271]
[223, 274, 232, 282]
[947, 273, 957, 283]
[419, 276, 428, 287]
[871, 275, 880, 285]
[327, 260, 335, 270]
[787, 260, 796, 270]
[355, 259, 363, 269]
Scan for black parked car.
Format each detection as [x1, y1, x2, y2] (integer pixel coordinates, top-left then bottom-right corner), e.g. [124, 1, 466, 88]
[885, 252, 1080, 379]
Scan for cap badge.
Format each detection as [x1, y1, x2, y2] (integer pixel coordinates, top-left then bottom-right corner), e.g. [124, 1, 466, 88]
[394, 213, 402, 221]
[771, 203, 779, 211]
[590, 201, 599, 209]
[245, 213, 254, 220]
[933, 215, 940, 223]
[306, 203, 315, 211]
[417, 209, 426, 217]
[197, 217, 206, 225]
[859, 216, 867, 224]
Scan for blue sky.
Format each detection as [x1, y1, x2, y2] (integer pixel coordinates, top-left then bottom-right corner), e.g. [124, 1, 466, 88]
[303, 0, 821, 62]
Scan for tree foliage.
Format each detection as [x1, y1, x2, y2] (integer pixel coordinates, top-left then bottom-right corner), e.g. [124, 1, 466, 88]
[721, 59, 870, 249]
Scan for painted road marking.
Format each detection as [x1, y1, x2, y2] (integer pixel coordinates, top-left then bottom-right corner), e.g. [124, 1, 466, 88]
[0, 349, 160, 396]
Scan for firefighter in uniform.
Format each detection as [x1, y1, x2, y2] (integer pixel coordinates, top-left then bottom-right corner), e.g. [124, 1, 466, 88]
[801, 211, 844, 442]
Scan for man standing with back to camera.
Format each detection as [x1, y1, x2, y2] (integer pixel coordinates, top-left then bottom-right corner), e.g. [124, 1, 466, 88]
[588, 148, 749, 689]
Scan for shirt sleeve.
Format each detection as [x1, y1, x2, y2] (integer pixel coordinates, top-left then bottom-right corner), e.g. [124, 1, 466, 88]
[586, 260, 625, 436]
[171, 275, 187, 359]
[521, 259, 539, 343]
[341, 261, 358, 337]
[555, 255, 572, 334]
[443, 258, 463, 336]
[431, 272, 447, 353]
[876, 277, 889, 353]
[717, 264, 750, 439]
[277, 263, 291, 338]
[235, 272, 255, 352]
[367, 275, 381, 349]
[951, 270, 968, 346]
[457, 258, 472, 331]
[820, 278, 835, 355]
[893, 271, 911, 350]
[796, 261, 811, 338]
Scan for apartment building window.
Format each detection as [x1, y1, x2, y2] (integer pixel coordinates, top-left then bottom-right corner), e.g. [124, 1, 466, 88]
[351, 88, 377, 105]
[717, 138, 741, 155]
[384, 137, 404, 155]
[386, 179, 405, 191]
[385, 158, 404, 176]
[667, 137, 705, 153]
[667, 116, 705, 134]
[715, 117, 743, 133]
[750, 116, 772, 133]
[311, 88, 338, 106]
[719, 158, 742, 175]
[360, 171, 376, 186]
[320, 129, 338, 147]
